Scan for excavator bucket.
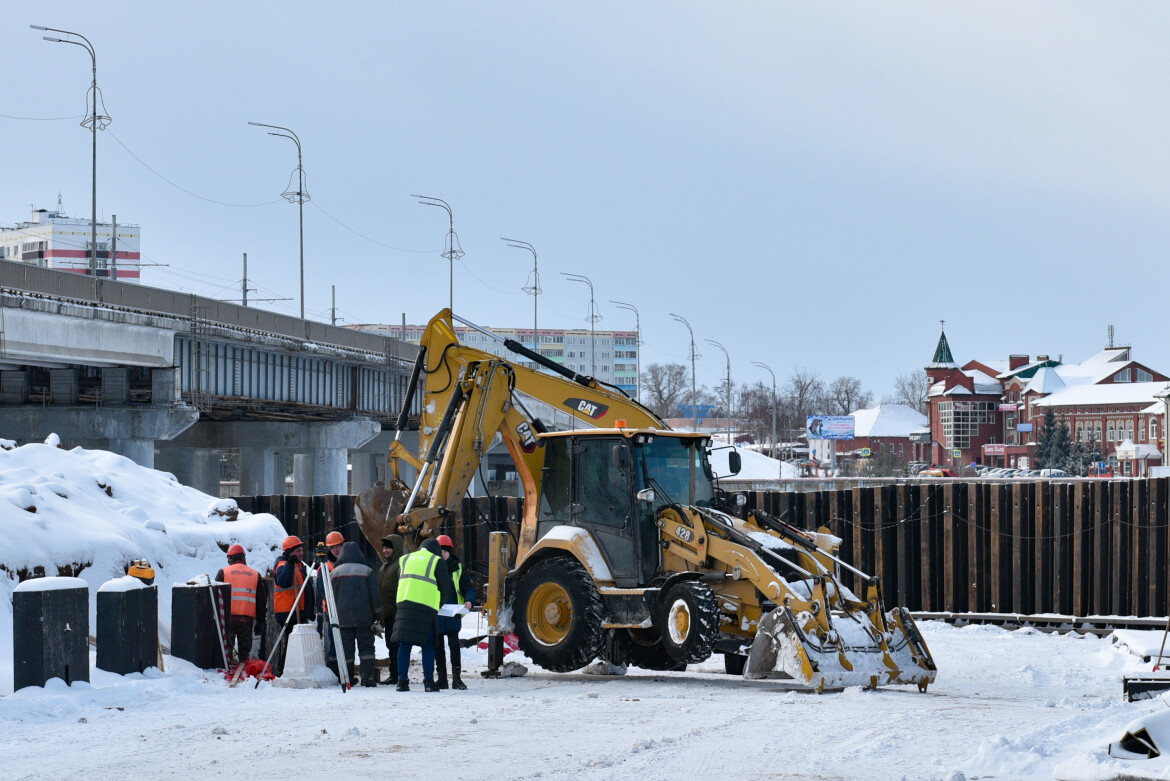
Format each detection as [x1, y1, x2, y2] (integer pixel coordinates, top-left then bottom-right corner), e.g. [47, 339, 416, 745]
[744, 605, 937, 691]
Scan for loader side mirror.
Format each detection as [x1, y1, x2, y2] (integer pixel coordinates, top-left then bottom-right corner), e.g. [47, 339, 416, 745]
[728, 449, 742, 475]
[611, 444, 630, 470]
[636, 488, 656, 504]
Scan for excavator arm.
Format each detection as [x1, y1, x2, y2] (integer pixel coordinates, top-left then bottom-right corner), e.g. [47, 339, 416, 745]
[385, 309, 666, 547]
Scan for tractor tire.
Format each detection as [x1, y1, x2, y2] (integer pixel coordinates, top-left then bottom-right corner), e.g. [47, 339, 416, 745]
[614, 628, 687, 672]
[658, 580, 720, 664]
[723, 652, 747, 676]
[514, 557, 605, 672]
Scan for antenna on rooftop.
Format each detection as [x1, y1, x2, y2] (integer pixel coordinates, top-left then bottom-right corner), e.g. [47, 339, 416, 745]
[1108, 325, 1114, 349]
[56, 193, 63, 214]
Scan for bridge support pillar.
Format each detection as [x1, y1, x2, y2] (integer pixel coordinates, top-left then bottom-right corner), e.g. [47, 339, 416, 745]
[350, 453, 382, 495]
[240, 448, 277, 496]
[158, 448, 222, 496]
[107, 439, 156, 469]
[294, 449, 348, 495]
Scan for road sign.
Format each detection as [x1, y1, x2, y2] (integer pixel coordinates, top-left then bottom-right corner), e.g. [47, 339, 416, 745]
[953, 449, 962, 458]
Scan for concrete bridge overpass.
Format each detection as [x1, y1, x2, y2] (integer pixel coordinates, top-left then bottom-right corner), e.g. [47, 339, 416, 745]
[0, 260, 419, 495]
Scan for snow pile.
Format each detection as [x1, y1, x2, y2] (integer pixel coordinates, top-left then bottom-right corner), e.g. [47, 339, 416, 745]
[0, 441, 287, 694]
[709, 444, 799, 481]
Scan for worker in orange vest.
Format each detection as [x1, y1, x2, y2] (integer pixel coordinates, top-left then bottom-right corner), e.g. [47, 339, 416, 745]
[273, 535, 315, 676]
[215, 544, 266, 665]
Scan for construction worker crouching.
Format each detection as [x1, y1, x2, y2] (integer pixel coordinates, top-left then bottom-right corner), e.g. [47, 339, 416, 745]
[272, 535, 315, 675]
[215, 544, 267, 665]
[390, 537, 455, 692]
[327, 541, 384, 687]
[435, 534, 475, 690]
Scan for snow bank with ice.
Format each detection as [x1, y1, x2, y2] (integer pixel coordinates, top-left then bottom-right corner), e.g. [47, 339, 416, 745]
[0, 441, 287, 694]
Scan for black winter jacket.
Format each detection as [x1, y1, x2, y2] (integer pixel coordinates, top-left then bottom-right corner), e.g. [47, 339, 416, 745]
[329, 542, 382, 628]
[389, 539, 455, 647]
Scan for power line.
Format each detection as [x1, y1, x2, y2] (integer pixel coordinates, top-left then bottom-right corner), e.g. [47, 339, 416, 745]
[309, 201, 436, 254]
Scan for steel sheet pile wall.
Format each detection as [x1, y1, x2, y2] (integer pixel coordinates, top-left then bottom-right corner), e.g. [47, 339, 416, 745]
[241, 477, 1170, 619]
[744, 477, 1170, 617]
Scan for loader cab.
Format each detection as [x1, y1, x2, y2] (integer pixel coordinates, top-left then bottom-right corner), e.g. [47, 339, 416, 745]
[536, 430, 717, 587]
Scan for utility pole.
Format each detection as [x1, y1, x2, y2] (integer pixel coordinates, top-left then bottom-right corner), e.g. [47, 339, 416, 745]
[110, 214, 117, 281]
[331, 285, 337, 326]
[671, 313, 699, 432]
[242, 253, 249, 307]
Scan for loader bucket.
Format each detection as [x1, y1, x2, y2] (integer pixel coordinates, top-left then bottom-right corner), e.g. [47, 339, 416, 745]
[744, 606, 937, 691]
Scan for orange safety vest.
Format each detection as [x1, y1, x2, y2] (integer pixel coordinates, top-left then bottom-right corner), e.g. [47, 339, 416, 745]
[222, 563, 260, 619]
[273, 559, 306, 614]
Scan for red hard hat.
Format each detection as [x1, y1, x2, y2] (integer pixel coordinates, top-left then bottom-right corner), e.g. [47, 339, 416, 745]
[226, 544, 245, 558]
[436, 534, 454, 549]
[282, 535, 303, 552]
[325, 531, 345, 547]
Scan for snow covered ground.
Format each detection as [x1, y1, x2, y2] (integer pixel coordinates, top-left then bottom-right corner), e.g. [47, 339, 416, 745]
[4, 440, 1170, 780]
[0, 622, 1167, 780]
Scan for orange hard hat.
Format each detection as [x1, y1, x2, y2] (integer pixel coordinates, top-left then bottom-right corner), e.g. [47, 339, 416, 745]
[436, 534, 454, 549]
[325, 531, 345, 547]
[226, 544, 245, 557]
[282, 535, 303, 551]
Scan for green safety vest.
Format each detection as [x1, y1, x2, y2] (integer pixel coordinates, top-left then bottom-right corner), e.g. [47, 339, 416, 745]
[450, 562, 463, 605]
[396, 550, 441, 610]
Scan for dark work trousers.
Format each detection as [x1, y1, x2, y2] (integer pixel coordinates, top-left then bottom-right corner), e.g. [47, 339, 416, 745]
[434, 628, 461, 684]
[331, 626, 376, 686]
[226, 616, 254, 663]
[386, 641, 400, 682]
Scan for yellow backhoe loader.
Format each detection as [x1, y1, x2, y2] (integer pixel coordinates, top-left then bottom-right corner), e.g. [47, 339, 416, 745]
[365, 309, 936, 691]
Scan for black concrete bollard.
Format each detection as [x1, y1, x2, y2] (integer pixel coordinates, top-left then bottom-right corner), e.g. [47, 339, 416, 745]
[96, 578, 158, 675]
[170, 582, 230, 669]
[12, 577, 90, 690]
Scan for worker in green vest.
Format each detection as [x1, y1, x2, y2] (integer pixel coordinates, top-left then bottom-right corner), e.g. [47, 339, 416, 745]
[389, 538, 455, 692]
[434, 534, 476, 690]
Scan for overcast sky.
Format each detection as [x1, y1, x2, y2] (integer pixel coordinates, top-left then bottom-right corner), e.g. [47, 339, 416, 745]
[3, 2, 1169, 398]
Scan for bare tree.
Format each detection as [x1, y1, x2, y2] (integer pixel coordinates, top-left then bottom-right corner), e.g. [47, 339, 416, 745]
[643, 362, 690, 418]
[884, 370, 927, 414]
[827, 376, 873, 415]
[783, 367, 826, 424]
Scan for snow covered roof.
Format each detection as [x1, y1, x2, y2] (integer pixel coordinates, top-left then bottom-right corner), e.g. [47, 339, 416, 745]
[927, 381, 947, 397]
[849, 404, 928, 438]
[926, 330, 957, 369]
[1054, 347, 1132, 384]
[709, 445, 799, 481]
[1033, 381, 1168, 409]
[1022, 366, 1066, 395]
[965, 369, 1003, 395]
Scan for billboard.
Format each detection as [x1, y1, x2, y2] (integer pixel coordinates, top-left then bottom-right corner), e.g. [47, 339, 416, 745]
[1017, 423, 1034, 432]
[806, 415, 855, 440]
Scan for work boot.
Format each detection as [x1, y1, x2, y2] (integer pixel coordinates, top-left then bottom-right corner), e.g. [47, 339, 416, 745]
[360, 659, 377, 688]
[437, 676, 449, 690]
[396, 679, 410, 692]
[326, 660, 339, 680]
[424, 679, 439, 692]
[451, 667, 467, 690]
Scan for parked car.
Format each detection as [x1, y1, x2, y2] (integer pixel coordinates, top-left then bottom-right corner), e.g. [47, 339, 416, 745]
[920, 468, 958, 477]
[1088, 463, 1114, 478]
[1040, 468, 1070, 478]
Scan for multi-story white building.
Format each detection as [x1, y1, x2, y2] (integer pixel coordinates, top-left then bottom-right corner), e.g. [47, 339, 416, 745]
[0, 204, 141, 280]
[350, 321, 640, 399]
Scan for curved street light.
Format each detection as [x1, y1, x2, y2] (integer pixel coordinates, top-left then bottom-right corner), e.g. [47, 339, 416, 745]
[611, 300, 640, 400]
[33, 25, 110, 278]
[706, 339, 732, 447]
[249, 121, 308, 319]
[415, 195, 463, 313]
[562, 273, 600, 376]
[753, 361, 779, 472]
[502, 238, 539, 342]
[670, 313, 699, 432]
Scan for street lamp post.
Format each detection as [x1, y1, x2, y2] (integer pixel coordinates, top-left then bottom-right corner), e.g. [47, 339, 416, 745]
[611, 301, 640, 400]
[415, 196, 463, 313]
[33, 25, 110, 278]
[502, 238, 539, 345]
[670, 313, 699, 432]
[249, 121, 308, 319]
[562, 273, 600, 376]
[706, 340, 732, 447]
[753, 361, 778, 473]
